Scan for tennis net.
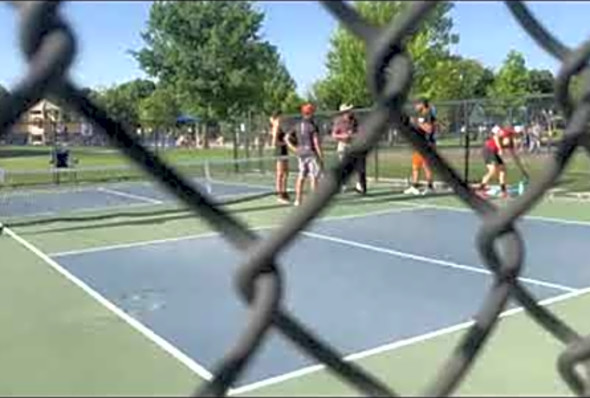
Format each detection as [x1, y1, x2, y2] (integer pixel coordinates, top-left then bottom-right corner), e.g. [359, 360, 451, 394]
[0, 156, 289, 224]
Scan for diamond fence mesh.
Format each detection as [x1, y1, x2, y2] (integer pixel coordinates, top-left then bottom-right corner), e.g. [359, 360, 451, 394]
[2, 1, 590, 396]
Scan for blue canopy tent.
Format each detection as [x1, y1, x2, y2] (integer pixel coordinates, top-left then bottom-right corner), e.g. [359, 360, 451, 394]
[176, 115, 200, 125]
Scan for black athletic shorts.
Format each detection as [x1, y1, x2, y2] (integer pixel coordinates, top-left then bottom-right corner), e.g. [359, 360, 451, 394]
[275, 145, 288, 158]
[483, 146, 504, 166]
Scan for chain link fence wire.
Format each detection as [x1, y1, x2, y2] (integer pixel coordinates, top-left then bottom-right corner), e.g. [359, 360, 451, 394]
[2, 1, 590, 396]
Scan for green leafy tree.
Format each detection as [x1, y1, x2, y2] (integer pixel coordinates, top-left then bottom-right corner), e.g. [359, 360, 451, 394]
[429, 56, 494, 100]
[488, 50, 530, 102]
[138, 86, 181, 148]
[139, 87, 180, 129]
[93, 79, 156, 129]
[313, 1, 458, 109]
[308, 79, 342, 111]
[528, 69, 554, 95]
[134, 1, 291, 126]
[473, 67, 495, 98]
[258, 47, 302, 114]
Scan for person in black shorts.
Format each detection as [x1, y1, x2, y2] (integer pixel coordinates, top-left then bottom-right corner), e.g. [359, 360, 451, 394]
[478, 125, 528, 198]
[269, 110, 290, 204]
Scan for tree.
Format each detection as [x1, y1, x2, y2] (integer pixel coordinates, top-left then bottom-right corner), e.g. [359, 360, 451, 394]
[528, 69, 554, 95]
[427, 56, 494, 100]
[473, 67, 495, 98]
[138, 86, 181, 148]
[93, 79, 156, 130]
[258, 46, 302, 114]
[313, 1, 458, 109]
[308, 79, 342, 111]
[487, 50, 530, 101]
[139, 87, 180, 129]
[133, 1, 292, 126]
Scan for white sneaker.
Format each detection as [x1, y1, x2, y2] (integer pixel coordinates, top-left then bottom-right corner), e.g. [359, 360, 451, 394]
[421, 187, 433, 196]
[294, 201, 301, 207]
[404, 186, 420, 195]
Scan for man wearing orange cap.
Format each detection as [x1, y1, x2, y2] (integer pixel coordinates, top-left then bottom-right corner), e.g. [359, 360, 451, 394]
[286, 103, 324, 206]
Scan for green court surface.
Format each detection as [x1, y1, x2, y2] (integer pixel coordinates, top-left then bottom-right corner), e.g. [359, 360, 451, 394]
[2, 182, 590, 396]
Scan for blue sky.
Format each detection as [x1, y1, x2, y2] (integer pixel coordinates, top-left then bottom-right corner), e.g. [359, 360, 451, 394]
[1, 1, 589, 96]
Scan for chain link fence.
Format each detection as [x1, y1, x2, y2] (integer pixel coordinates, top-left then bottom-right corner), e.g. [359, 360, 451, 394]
[2, 1, 590, 396]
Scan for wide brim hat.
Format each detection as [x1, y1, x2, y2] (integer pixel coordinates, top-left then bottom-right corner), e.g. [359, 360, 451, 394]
[338, 103, 354, 113]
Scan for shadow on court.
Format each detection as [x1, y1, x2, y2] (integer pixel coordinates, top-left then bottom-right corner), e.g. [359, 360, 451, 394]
[7, 188, 454, 235]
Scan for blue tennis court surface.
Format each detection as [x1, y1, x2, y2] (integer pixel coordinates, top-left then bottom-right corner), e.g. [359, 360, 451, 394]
[47, 207, 589, 388]
[0, 177, 273, 218]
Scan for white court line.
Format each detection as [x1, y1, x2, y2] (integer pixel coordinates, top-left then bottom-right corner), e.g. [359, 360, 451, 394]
[2, 226, 213, 382]
[228, 284, 590, 396]
[302, 231, 577, 293]
[2, 201, 156, 222]
[50, 230, 254, 258]
[407, 201, 590, 228]
[96, 187, 163, 205]
[48, 205, 424, 258]
[0, 186, 95, 198]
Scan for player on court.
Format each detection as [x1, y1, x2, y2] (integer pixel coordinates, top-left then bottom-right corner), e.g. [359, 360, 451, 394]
[269, 110, 290, 204]
[404, 98, 436, 195]
[478, 125, 528, 198]
[286, 103, 324, 206]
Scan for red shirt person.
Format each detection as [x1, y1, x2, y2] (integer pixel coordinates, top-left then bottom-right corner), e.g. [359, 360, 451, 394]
[479, 125, 527, 198]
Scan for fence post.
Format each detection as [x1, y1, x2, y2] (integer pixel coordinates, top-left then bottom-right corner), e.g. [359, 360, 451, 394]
[258, 115, 265, 173]
[373, 143, 379, 183]
[463, 102, 470, 183]
[245, 111, 251, 161]
[232, 122, 239, 173]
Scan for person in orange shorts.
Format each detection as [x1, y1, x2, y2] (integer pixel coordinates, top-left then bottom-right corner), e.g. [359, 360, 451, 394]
[404, 98, 436, 195]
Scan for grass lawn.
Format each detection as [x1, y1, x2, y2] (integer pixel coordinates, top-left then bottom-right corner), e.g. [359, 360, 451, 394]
[0, 146, 237, 171]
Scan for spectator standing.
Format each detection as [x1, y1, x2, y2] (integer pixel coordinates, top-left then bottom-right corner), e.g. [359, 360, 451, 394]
[331, 104, 366, 195]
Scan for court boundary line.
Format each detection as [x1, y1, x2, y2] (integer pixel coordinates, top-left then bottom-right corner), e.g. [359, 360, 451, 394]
[2, 201, 155, 222]
[228, 284, 590, 396]
[407, 201, 590, 228]
[302, 231, 577, 293]
[96, 187, 163, 204]
[2, 226, 214, 382]
[48, 204, 426, 257]
[2, 187, 276, 223]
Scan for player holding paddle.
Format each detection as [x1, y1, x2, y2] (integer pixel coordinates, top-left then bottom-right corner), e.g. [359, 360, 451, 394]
[477, 124, 529, 198]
